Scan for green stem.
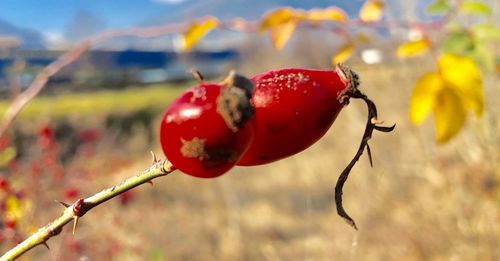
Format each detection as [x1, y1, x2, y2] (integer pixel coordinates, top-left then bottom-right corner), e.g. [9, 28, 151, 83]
[0, 158, 176, 261]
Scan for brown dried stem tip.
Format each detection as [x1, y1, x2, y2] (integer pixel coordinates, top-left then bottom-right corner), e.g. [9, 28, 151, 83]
[189, 69, 205, 82]
[335, 89, 395, 230]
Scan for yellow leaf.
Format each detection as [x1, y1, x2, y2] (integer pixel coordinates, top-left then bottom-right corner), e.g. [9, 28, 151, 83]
[259, 8, 295, 33]
[433, 87, 467, 143]
[183, 16, 219, 51]
[306, 7, 347, 23]
[409, 72, 445, 124]
[410, 54, 485, 143]
[397, 39, 431, 58]
[359, 0, 384, 22]
[438, 54, 484, 117]
[5, 196, 25, 220]
[332, 44, 354, 64]
[269, 21, 297, 50]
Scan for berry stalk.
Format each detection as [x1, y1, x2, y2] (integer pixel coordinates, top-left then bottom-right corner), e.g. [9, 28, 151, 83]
[335, 89, 395, 230]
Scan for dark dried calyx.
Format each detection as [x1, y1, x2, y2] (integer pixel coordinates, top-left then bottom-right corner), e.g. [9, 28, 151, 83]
[217, 72, 255, 132]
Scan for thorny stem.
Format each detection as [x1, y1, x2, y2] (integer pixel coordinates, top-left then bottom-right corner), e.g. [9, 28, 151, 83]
[0, 158, 176, 261]
[334, 90, 395, 230]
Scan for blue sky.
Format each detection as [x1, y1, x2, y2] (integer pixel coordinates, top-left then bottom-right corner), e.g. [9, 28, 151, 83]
[0, 0, 183, 32]
[0, 0, 437, 49]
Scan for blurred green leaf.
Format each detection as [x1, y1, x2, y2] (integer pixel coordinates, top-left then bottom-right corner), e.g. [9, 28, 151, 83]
[426, 0, 450, 14]
[439, 23, 497, 71]
[440, 30, 471, 54]
[148, 248, 166, 261]
[467, 41, 495, 71]
[460, 1, 491, 16]
[472, 23, 500, 40]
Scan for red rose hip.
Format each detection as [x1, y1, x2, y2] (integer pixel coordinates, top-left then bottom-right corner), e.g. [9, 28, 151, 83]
[236, 65, 394, 229]
[160, 72, 255, 178]
[237, 65, 358, 166]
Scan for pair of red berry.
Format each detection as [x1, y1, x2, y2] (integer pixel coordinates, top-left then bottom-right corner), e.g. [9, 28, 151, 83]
[160, 65, 394, 229]
[160, 65, 360, 178]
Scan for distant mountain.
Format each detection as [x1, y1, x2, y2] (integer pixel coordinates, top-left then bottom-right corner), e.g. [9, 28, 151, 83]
[147, 0, 362, 24]
[0, 18, 45, 49]
[99, 0, 363, 51]
[64, 9, 108, 42]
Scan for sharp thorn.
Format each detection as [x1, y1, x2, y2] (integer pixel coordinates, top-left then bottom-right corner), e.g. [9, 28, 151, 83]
[374, 123, 396, 132]
[161, 160, 175, 173]
[221, 70, 236, 87]
[147, 180, 154, 186]
[42, 242, 50, 250]
[72, 216, 80, 235]
[150, 151, 157, 163]
[366, 143, 373, 167]
[55, 200, 70, 208]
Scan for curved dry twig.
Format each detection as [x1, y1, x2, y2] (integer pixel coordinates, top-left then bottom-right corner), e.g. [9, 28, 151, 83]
[0, 23, 192, 138]
[0, 20, 258, 139]
[334, 90, 395, 230]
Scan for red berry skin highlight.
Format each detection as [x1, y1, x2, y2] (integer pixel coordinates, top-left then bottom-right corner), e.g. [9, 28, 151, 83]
[160, 81, 254, 178]
[237, 66, 356, 166]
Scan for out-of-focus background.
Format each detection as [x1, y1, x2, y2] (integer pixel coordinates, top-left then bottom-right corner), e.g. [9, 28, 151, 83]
[0, 0, 499, 260]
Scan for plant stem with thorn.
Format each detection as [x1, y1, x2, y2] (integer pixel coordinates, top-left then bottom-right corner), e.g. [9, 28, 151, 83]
[0, 156, 176, 261]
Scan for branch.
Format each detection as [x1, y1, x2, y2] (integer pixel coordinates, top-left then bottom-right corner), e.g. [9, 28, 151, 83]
[0, 19, 258, 139]
[0, 14, 451, 139]
[0, 157, 176, 261]
[0, 22, 193, 138]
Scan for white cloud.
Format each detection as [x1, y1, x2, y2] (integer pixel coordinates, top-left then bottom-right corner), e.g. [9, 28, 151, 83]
[43, 31, 68, 50]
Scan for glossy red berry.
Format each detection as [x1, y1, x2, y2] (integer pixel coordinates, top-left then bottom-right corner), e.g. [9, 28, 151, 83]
[237, 65, 359, 166]
[160, 72, 255, 178]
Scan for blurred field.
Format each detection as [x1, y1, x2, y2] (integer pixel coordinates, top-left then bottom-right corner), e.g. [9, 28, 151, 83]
[0, 84, 185, 122]
[1, 61, 499, 261]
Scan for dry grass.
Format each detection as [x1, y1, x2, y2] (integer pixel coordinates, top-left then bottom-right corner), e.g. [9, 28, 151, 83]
[18, 61, 500, 260]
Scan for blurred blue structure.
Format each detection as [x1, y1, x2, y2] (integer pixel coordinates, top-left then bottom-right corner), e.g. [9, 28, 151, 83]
[0, 49, 240, 89]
